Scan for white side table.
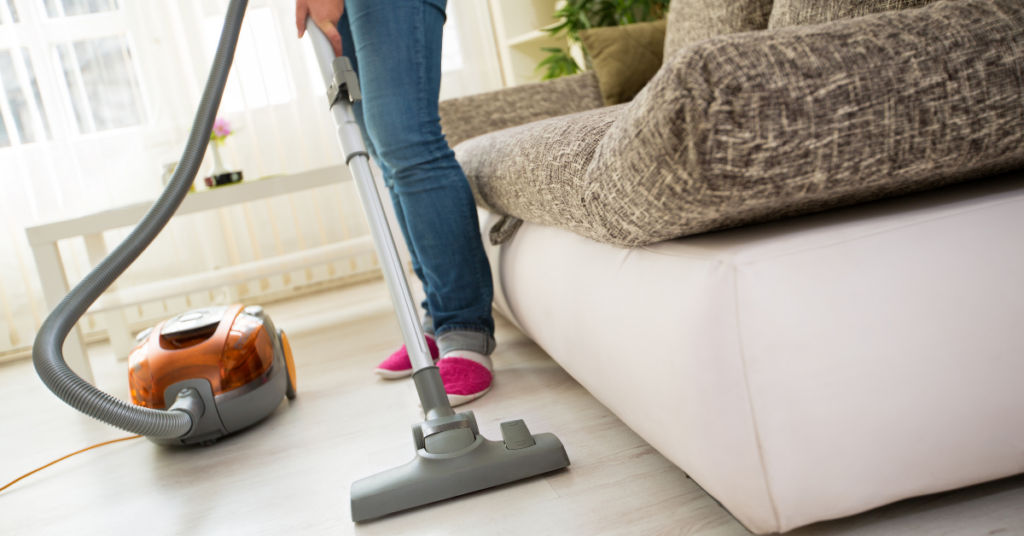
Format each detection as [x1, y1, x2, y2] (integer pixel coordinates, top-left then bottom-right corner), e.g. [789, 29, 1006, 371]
[25, 165, 360, 384]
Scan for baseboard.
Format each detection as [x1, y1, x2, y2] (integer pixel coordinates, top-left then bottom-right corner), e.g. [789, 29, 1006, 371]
[0, 269, 385, 367]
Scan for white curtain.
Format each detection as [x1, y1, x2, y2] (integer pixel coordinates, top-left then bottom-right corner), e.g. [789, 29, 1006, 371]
[0, 0, 502, 357]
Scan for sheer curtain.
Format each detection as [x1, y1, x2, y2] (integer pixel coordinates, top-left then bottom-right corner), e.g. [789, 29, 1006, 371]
[0, 0, 502, 358]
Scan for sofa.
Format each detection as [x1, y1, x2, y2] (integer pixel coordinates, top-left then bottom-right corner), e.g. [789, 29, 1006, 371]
[437, 0, 1024, 532]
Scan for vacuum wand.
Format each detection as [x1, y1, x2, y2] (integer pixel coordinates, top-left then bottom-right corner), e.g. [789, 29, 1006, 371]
[307, 20, 570, 523]
[306, 21, 452, 420]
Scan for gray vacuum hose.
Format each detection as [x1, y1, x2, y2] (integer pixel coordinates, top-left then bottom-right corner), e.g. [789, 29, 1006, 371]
[32, 0, 248, 439]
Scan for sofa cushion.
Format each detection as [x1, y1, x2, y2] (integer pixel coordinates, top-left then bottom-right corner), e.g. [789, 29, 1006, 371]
[456, 105, 627, 237]
[663, 0, 773, 60]
[439, 72, 603, 149]
[457, 0, 1024, 247]
[769, 0, 940, 29]
[578, 19, 667, 106]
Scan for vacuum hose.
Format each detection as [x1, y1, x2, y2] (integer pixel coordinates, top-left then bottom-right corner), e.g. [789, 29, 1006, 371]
[32, 0, 248, 439]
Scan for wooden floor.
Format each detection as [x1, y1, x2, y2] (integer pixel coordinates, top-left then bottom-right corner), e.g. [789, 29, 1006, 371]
[3, 280, 1023, 535]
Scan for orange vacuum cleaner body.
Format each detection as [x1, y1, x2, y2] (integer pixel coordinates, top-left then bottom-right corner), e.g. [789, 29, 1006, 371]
[127, 304, 296, 445]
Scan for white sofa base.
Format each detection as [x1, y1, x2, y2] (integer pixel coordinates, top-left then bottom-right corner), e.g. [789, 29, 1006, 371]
[480, 172, 1024, 533]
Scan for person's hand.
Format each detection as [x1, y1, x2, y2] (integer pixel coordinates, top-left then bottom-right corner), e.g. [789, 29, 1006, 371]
[296, 0, 345, 56]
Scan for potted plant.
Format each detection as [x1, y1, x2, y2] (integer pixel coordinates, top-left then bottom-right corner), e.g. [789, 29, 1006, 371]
[538, 0, 669, 79]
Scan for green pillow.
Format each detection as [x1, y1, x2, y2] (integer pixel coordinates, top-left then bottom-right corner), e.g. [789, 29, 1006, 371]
[578, 19, 667, 106]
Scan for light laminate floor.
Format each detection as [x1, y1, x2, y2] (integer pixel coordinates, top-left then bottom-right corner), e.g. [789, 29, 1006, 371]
[2, 280, 1023, 535]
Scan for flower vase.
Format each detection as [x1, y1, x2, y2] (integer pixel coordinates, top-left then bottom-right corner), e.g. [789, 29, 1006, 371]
[209, 141, 230, 176]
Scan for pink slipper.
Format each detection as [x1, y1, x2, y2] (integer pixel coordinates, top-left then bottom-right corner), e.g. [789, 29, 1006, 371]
[375, 335, 439, 379]
[438, 356, 493, 407]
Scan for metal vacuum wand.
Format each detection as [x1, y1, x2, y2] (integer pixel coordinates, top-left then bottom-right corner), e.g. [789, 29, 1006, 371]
[307, 20, 569, 523]
[309, 30, 452, 421]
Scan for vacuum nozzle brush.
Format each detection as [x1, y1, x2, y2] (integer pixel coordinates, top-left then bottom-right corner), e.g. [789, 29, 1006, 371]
[350, 412, 570, 522]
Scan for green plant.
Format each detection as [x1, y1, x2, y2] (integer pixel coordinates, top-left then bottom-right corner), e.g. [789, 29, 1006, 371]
[536, 47, 582, 80]
[536, 0, 669, 79]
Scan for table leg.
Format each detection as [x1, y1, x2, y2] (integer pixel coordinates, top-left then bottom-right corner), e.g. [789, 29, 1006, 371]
[30, 241, 94, 384]
[83, 233, 136, 362]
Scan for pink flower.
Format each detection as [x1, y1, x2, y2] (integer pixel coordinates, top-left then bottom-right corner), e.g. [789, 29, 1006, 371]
[212, 117, 232, 138]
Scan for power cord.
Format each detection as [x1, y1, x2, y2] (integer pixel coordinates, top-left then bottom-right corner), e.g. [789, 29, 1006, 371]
[0, 435, 142, 494]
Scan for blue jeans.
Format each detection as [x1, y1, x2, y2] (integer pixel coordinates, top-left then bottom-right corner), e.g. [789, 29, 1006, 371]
[337, 0, 495, 355]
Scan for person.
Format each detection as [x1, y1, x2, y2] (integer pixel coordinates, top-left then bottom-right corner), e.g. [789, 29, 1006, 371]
[296, 0, 496, 406]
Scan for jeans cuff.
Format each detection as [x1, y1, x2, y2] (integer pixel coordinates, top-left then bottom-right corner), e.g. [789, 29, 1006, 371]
[436, 329, 496, 356]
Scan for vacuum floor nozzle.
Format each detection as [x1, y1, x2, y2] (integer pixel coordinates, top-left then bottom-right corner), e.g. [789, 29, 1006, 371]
[351, 430, 569, 522]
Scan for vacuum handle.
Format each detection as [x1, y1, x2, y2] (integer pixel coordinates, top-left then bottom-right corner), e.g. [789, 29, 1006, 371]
[306, 21, 440, 379]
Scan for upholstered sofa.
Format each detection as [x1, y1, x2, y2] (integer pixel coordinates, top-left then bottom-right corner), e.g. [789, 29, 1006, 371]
[438, 0, 1024, 532]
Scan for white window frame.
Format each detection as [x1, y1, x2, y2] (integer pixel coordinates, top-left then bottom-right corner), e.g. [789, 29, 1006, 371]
[0, 0, 149, 148]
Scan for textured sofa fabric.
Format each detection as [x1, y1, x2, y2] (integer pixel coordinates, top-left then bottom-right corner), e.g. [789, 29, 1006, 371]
[769, 0, 940, 28]
[457, 0, 1024, 247]
[457, 105, 626, 232]
[663, 0, 773, 59]
[438, 72, 602, 149]
[578, 18, 667, 106]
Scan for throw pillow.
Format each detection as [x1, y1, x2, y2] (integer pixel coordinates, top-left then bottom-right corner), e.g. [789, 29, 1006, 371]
[769, 0, 940, 28]
[579, 19, 668, 106]
[663, 0, 773, 60]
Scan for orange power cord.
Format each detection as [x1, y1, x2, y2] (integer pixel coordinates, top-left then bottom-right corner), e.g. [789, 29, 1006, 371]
[0, 435, 142, 494]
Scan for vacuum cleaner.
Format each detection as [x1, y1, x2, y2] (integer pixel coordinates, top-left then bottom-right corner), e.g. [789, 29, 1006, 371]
[126, 304, 297, 445]
[33, 0, 569, 522]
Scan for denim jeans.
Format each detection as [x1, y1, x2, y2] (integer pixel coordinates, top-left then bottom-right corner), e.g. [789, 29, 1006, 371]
[337, 0, 495, 355]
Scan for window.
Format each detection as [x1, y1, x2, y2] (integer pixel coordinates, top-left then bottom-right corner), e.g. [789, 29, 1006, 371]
[2, 0, 18, 23]
[56, 35, 145, 134]
[204, 7, 292, 113]
[0, 0, 145, 145]
[0, 49, 51, 147]
[43, 0, 119, 19]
